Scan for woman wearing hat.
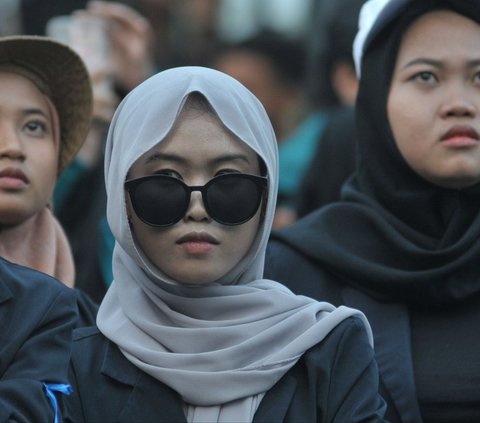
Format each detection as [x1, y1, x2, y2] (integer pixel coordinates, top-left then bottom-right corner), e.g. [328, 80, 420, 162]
[64, 66, 387, 422]
[0, 35, 92, 288]
[265, 0, 480, 421]
[0, 30, 90, 423]
[0, 35, 98, 325]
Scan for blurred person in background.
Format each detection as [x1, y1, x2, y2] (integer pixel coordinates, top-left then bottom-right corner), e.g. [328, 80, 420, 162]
[294, 0, 366, 218]
[0, 34, 98, 328]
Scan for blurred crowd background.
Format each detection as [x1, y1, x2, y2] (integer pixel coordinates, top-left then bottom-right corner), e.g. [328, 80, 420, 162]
[0, 0, 364, 301]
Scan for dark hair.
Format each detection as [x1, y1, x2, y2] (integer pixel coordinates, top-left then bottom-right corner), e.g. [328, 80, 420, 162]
[306, 0, 366, 108]
[215, 29, 306, 88]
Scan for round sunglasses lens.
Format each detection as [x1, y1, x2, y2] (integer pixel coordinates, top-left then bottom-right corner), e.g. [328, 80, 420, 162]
[132, 177, 186, 226]
[207, 176, 262, 224]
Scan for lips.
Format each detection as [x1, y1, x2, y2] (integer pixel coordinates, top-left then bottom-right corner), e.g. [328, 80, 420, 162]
[0, 167, 29, 184]
[176, 232, 220, 245]
[440, 125, 479, 142]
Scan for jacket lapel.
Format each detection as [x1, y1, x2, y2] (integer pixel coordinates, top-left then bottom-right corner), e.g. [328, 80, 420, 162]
[101, 342, 187, 423]
[0, 278, 13, 303]
[254, 372, 297, 423]
[0, 281, 13, 362]
[342, 287, 422, 423]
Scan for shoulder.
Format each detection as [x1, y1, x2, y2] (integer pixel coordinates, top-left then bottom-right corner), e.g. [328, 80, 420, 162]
[265, 237, 319, 277]
[265, 238, 344, 303]
[0, 256, 72, 297]
[303, 316, 373, 368]
[0, 257, 76, 320]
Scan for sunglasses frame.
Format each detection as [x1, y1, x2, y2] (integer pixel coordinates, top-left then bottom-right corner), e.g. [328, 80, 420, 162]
[125, 173, 268, 227]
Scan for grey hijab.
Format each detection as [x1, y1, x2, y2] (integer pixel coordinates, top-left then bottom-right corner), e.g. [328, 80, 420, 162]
[97, 66, 372, 422]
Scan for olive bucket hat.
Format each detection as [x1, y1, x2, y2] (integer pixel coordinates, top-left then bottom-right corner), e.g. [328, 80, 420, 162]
[0, 35, 93, 173]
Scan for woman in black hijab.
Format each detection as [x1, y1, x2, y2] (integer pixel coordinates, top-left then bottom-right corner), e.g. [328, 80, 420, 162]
[265, 0, 480, 421]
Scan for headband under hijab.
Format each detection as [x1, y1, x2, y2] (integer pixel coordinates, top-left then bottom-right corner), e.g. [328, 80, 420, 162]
[96, 66, 371, 422]
[271, 0, 480, 306]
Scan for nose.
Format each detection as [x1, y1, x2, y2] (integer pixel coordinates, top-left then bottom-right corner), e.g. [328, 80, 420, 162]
[0, 121, 26, 161]
[184, 190, 211, 223]
[440, 82, 477, 119]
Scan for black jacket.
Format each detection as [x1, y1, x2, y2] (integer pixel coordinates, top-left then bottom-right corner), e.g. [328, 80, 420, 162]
[0, 257, 77, 423]
[65, 317, 387, 423]
[264, 241, 423, 423]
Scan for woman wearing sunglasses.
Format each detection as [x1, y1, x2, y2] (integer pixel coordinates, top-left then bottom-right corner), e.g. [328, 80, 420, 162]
[64, 66, 387, 422]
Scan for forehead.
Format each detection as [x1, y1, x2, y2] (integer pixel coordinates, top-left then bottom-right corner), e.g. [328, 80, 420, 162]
[0, 71, 49, 110]
[132, 107, 259, 170]
[397, 10, 480, 59]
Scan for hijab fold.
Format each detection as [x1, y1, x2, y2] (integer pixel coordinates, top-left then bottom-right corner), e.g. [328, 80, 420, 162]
[272, 0, 480, 307]
[97, 66, 371, 423]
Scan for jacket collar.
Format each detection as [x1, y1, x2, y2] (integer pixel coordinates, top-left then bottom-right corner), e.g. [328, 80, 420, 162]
[100, 337, 300, 423]
[101, 340, 187, 422]
[0, 278, 13, 304]
[343, 287, 422, 423]
[254, 372, 297, 422]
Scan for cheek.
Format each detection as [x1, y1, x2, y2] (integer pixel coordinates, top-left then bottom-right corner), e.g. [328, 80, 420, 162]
[233, 211, 262, 256]
[33, 154, 58, 198]
[129, 216, 170, 265]
[388, 90, 429, 159]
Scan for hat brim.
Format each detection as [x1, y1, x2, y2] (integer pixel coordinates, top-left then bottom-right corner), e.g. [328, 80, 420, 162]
[0, 35, 93, 173]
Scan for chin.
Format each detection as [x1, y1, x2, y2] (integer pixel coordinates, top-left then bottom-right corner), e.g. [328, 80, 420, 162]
[431, 174, 480, 190]
[175, 270, 229, 286]
[0, 209, 32, 227]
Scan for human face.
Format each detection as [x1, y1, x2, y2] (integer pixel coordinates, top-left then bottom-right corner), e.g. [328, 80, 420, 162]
[387, 10, 480, 189]
[126, 107, 263, 285]
[0, 72, 58, 225]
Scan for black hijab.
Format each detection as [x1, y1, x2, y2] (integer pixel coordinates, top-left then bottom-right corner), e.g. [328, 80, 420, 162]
[271, 0, 480, 307]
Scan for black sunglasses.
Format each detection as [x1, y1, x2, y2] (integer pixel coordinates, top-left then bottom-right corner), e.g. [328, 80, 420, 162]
[125, 173, 268, 227]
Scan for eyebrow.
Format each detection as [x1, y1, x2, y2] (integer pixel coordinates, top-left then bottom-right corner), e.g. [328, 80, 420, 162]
[143, 152, 252, 166]
[402, 58, 480, 70]
[23, 108, 49, 118]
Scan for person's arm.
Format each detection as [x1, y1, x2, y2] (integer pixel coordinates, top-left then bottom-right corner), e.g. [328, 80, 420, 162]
[323, 317, 387, 423]
[0, 288, 77, 423]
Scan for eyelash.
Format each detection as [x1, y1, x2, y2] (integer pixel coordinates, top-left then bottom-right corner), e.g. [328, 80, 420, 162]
[410, 70, 480, 85]
[24, 120, 47, 135]
[412, 71, 437, 84]
[153, 168, 242, 180]
[154, 169, 182, 179]
[215, 168, 241, 176]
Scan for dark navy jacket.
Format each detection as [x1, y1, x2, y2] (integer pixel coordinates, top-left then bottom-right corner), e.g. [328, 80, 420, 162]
[264, 241, 422, 423]
[0, 257, 77, 423]
[65, 317, 387, 422]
